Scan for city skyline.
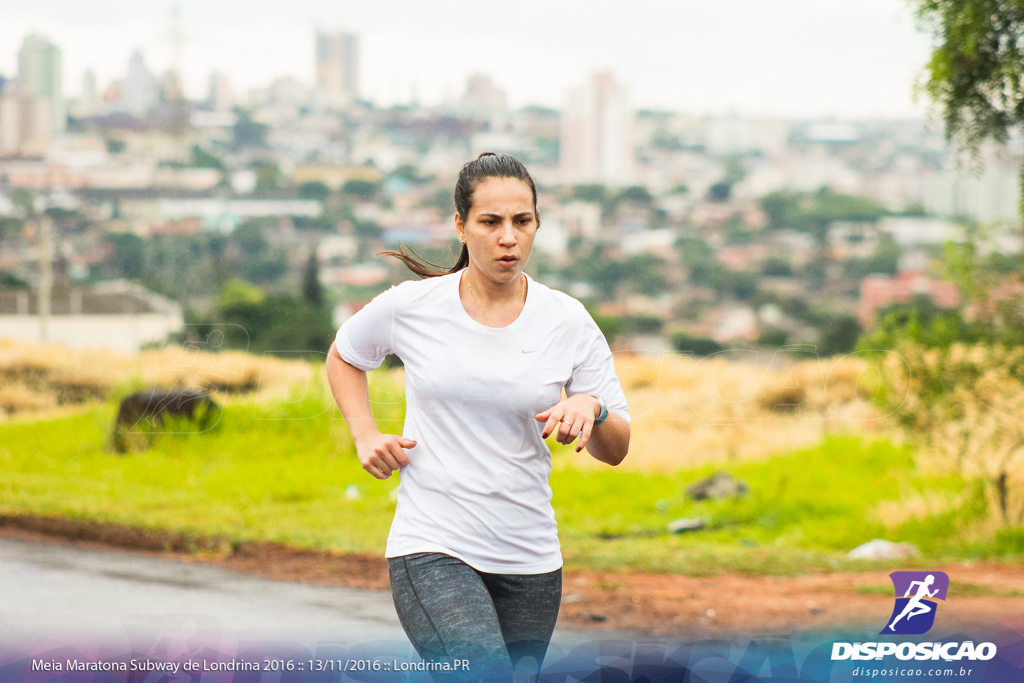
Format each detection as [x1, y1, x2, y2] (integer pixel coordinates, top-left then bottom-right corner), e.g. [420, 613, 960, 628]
[1, 0, 934, 119]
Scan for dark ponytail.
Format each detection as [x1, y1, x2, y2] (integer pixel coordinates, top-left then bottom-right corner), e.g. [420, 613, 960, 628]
[380, 152, 538, 278]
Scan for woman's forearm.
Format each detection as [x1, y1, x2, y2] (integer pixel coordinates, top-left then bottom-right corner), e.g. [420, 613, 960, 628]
[326, 343, 381, 442]
[585, 413, 630, 466]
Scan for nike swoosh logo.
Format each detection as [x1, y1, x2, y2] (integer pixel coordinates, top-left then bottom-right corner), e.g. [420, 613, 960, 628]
[521, 348, 537, 354]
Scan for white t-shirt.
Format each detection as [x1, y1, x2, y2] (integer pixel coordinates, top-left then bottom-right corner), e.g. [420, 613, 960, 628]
[333, 270, 630, 574]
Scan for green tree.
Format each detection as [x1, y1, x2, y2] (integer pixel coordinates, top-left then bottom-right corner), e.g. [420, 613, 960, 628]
[216, 277, 334, 357]
[723, 156, 746, 185]
[845, 234, 903, 277]
[818, 314, 862, 356]
[757, 328, 789, 348]
[728, 271, 759, 301]
[761, 256, 793, 277]
[866, 234, 902, 275]
[0, 270, 29, 288]
[707, 182, 731, 203]
[591, 312, 625, 343]
[417, 188, 454, 214]
[623, 253, 667, 296]
[243, 254, 288, 283]
[0, 217, 23, 242]
[217, 278, 265, 310]
[302, 249, 324, 309]
[564, 244, 629, 298]
[294, 216, 336, 232]
[670, 333, 724, 357]
[388, 164, 421, 181]
[615, 185, 654, 206]
[232, 220, 271, 257]
[676, 236, 715, 273]
[342, 179, 380, 201]
[253, 162, 281, 195]
[233, 110, 269, 149]
[915, 0, 1024, 218]
[622, 314, 664, 335]
[105, 233, 145, 279]
[569, 184, 606, 204]
[799, 190, 888, 243]
[12, 189, 35, 216]
[190, 145, 223, 169]
[807, 191, 888, 224]
[353, 219, 382, 239]
[760, 191, 801, 230]
[298, 181, 330, 202]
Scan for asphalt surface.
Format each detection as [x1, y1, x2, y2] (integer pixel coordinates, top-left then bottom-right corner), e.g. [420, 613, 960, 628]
[0, 537, 629, 661]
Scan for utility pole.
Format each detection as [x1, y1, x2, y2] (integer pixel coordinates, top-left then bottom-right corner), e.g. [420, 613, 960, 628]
[38, 214, 53, 344]
[168, 4, 188, 135]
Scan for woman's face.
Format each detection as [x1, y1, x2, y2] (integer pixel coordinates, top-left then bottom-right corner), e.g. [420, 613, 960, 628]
[456, 176, 538, 285]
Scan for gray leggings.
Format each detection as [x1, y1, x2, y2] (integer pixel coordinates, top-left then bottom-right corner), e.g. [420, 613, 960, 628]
[388, 552, 562, 681]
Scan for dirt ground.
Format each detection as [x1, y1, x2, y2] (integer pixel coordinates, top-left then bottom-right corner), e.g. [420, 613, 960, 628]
[2, 515, 1021, 638]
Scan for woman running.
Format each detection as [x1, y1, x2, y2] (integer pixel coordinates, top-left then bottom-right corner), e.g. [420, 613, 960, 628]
[326, 152, 631, 681]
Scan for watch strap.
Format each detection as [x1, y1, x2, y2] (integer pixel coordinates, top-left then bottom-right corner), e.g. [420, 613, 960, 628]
[593, 395, 609, 424]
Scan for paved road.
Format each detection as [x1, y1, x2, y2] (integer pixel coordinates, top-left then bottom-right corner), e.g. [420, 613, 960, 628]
[0, 537, 630, 661]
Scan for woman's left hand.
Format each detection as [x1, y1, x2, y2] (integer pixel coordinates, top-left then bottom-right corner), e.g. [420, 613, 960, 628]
[535, 394, 602, 453]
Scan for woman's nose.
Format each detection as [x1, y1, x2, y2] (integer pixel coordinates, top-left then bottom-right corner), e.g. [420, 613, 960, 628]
[498, 222, 517, 245]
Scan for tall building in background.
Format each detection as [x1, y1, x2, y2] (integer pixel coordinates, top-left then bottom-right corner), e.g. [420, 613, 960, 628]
[207, 72, 234, 111]
[18, 34, 64, 135]
[560, 72, 634, 185]
[77, 70, 99, 117]
[0, 94, 52, 156]
[457, 74, 507, 125]
[123, 51, 159, 116]
[315, 30, 360, 107]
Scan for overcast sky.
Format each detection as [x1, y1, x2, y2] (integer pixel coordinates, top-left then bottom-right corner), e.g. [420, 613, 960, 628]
[0, 0, 937, 119]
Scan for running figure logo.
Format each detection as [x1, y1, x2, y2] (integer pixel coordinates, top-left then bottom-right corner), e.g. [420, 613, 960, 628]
[881, 571, 949, 635]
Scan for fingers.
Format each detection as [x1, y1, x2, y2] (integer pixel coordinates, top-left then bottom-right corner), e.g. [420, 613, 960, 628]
[539, 407, 563, 439]
[394, 438, 417, 466]
[538, 401, 593, 446]
[556, 418, 574, 444]
[361, 435, 416, 479]
[378, 447, 404, 473]
[364, 463, 389, 480]
[557, 418, 586, 445]
[576, 419, 593, 453]
[571, 418, 585, 444]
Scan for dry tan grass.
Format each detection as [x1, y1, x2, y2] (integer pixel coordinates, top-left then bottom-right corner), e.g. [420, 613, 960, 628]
[0, 340, 885, 469]
[0, 339, 317, 419]
[138, 346, 313, 397]
[562, 352, 886, 470]
[0, 384, 55, 414]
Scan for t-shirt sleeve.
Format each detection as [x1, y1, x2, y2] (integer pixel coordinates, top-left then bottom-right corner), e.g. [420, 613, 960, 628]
[333, 285, 398, 371]
[564, 306, 631, 424]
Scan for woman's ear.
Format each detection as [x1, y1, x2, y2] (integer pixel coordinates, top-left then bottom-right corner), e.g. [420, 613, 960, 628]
[455, 212, 465, 242]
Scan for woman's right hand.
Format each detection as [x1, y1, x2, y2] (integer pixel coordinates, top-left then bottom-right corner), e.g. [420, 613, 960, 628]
[355, 433, 417, 479]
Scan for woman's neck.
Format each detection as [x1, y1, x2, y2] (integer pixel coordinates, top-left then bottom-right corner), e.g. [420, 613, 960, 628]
[463, 266, 525, 305]
[460, 267, 528, 328]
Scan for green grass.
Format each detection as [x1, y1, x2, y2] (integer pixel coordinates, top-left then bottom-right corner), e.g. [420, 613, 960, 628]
[854, 583, 1024, 598]
[0, 381, 1016, 575]
[548, 436, 998, 574]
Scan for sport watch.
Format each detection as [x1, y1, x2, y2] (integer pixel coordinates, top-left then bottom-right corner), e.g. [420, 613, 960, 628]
[593, 395, 609, 425]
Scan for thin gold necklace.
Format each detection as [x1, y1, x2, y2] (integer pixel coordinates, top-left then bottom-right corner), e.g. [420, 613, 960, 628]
[464, 272, 527, 327]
